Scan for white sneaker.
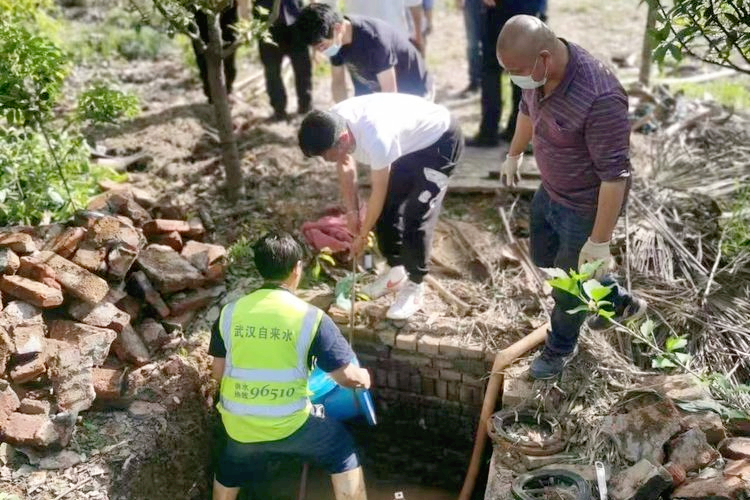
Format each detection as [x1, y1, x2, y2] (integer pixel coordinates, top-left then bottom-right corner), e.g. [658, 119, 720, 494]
[386, 281, 424, 320]
[362, 265, 407, 299]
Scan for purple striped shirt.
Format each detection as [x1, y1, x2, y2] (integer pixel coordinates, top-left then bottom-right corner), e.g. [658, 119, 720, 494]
[520, 41, 631, 215]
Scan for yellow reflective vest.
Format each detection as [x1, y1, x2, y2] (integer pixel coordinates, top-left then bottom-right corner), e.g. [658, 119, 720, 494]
[217, 287, 322, 443]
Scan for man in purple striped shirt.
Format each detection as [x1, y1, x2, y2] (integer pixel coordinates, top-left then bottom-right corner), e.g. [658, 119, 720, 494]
[496, 15, 646, 379]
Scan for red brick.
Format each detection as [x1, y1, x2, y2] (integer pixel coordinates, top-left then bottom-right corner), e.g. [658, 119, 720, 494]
[143, 219, 191, 236]
[138, 318, 169, 352]
[89, 216, 141, 250]
[68, 301, 130, 333]
[116, 295, 142, 321]
[47, 341, 95, 413]
[417, 334, 441, 355]
[718, 437, 750, 461]
[181, 240, 226, 272]
[11, 323, 46, 355]
[10, 354, 47, 383]
[72, 244, 108, 273]
[111, 324, 150, 366]
[136, 245, 205, 293]
[151, 231, 183, 251]
[18, 398, 50, 415]
[48, 320, 117, 366]
[2, 412, 60, 447]
[205, 261, 227, 282]
[0, 381, 21, 419]
[43, 227, 86, 259]
[0, 275, 63, 308]
[0, 248, 20, 274]
[672, 459, 750, 499]
[167, 285, 225, 316]
[105, 190, 152, 226]
[132, 271, 170, 318]
[38, 251, 110, 304]
[92, 367, 125, 401]
[18, 256, 61, 290]
[0, 232, 36, 254]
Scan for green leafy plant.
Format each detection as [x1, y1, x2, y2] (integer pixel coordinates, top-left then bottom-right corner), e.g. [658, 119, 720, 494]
[645, 0, 750, 74]
[77, 83, 140, 124]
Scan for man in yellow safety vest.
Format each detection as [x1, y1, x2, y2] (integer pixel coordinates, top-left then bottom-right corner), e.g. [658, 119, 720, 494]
[209, 231, 371, 500]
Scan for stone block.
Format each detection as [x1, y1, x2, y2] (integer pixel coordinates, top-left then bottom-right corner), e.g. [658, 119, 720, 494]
[646, 373, 712, 401]
[0, 275, 63, 308]
[88, 216, 141, 250]
[435, 380, 448, 399]
[375, 369, 388, 386]
[151, 231, 183, 251]
[37, 251, 110, 304]
[17, 256, 60, 290]
[0, 233, 36, 254]
[718, 437, 750, 461]
[72, 244, 107, 273]
[143, 219, 191, 236]
[43, 227, 86, 259]
[395, 332, 418, 351]
[438, 336, 462, 358]
[107, 245, 139, 279]
[111, 324, 150, 366]
[116, 295, 142, 322]
[681, 411, 727, 445]
[460, 342, 485, 360]
[181, 240, 226, 272]
[418, 366, 439, 379]
[668, 428, 720, 473]
[185, 217, 205, 239]
[446, 381, 459, 401]
[391, 352, 432, 368]
[138, 318, 170, 352]
[137, 244, 205, 293]
[421, 377, 436, 397]
[609, 459, 673, 500]
[377, 328, 397, 346]
[0, 382, 20, 420]
[387, 371, 398, 389]
[440, 369, 463, 382]
[11, 323, 45, 356]
[48, 320, 117, 366]
[18, 398, 50, 415]
[167, 285, 225, 316]
[672, 459, 750, 499]
[417, 334, 441, 355]
[502, 363, 533, 408]
[131, 270, 171, 318]
[68, 301, 130, 334]
[2, 301, 42, 326]
[460, 384, 479, 405]
[10, 354, 46, 383]
[92, 367, 125, 401]
[0, 248, 20, 274]
[1, 413, 60, 448]
[462, 373, 485, 387]
[94, 188, 153, 225]
[47, 341, 95, 413]
[409, 374, 421, 393]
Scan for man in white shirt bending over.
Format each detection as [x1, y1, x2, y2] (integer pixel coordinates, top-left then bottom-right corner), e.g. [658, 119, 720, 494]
[298, 93, 464, 320]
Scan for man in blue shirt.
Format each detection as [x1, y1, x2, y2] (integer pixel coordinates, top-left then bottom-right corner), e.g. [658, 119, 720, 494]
[295, 3, 432, 102]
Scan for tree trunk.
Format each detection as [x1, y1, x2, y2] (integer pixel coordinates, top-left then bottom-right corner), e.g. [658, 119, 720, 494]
[205, 11, 243, 201]
[639, 2, 657, 86]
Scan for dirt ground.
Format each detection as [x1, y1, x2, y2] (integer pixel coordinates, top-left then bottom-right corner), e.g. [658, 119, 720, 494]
[0, 0, 655, 499]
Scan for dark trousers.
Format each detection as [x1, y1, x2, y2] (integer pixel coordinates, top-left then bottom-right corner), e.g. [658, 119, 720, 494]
[529, 187, 630, 356]
[192, 5, 238, 101]
[463, 0, 484, 87]
[478, 6, 536, 138]
[258, 24, 312, 115]
[376, 119, 464, 284]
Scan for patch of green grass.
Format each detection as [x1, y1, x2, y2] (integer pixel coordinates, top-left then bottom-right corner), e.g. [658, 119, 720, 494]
[722, 185, 750, 259]
[673, 77, 750, 109]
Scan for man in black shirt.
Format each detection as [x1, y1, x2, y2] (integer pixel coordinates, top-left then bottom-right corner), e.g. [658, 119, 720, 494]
[295, 3, 432, 103]
[246, 0, 313, 120]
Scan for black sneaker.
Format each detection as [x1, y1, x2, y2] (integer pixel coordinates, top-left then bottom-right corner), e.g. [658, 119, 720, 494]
[587, 295, 647, 331]
[466, 134, 499, 148]
[529, 345, 579, 380]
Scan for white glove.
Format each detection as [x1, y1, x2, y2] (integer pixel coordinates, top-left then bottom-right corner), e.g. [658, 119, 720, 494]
[500, 153, 523, 187]
[578, 238, 613, 278]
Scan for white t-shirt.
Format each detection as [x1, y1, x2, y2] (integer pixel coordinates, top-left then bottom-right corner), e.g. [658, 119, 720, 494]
[331, 93, 451, 170]
[344, 0, 422, 39]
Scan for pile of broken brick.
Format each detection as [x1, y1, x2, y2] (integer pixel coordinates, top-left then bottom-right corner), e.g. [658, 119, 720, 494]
[0, 185, 227, 450]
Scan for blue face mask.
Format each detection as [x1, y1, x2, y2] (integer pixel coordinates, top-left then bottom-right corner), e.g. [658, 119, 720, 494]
[322, 43, 341, 58]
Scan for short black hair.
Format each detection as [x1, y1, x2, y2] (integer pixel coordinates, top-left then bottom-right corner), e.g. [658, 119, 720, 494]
[295, 3, 342, 46]
[298, 109, 345, 157]
[253, 231, 304, 281]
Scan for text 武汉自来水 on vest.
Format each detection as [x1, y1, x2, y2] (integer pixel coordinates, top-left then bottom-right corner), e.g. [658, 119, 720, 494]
[217, 288, 322, 443]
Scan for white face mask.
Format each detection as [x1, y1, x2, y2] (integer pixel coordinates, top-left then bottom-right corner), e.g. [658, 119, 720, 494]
[510, 56, 548, 89]
[322, 43, 341, 58]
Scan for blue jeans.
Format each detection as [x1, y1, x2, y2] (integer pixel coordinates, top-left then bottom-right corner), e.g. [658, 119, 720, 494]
[215, 406, 360, 488]
[463, 0, 483, 86]
[530, 188, 629, 356]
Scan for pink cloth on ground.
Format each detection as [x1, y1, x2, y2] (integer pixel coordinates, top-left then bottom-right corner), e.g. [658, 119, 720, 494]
[301, 207, 365, 253]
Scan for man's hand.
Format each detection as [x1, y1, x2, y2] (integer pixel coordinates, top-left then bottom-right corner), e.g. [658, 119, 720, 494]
[500, 153, 523, 187]
[351, 233, 367, 257]
[578, 238, 613, 279]
[358, 368, 371, 389]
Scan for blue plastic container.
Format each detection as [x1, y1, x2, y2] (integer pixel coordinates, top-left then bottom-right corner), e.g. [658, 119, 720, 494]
[308, 357, 377, 426]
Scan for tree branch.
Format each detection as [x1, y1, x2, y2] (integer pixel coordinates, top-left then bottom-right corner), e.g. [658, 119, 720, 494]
[708, 0, 750, 67]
